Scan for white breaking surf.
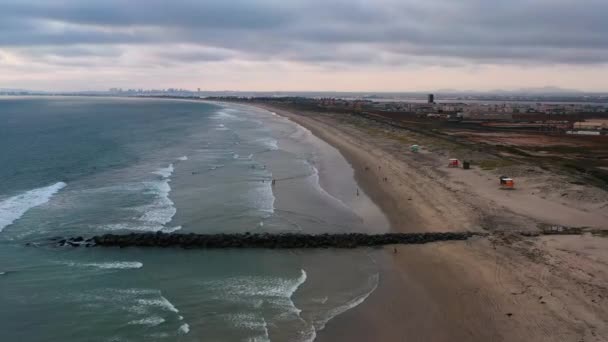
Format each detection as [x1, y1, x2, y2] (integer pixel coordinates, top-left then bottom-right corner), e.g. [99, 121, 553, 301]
[0, 182, 67, 232]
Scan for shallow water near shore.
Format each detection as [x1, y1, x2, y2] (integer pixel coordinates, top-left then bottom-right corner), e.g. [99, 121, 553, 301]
[0, 97, 388, 341]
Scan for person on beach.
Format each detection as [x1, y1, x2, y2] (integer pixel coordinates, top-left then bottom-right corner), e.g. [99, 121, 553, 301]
[356, 188, 359, 196]
[272, 179, 276, 186]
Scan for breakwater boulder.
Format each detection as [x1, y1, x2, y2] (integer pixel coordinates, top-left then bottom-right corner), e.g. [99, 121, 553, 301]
[52, 231, 482, 249]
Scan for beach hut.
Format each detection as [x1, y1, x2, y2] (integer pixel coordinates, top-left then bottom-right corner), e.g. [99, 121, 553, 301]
[448, 158, 460, 168]
[499, 176, 514, 189]
[410, 144, 420, 153]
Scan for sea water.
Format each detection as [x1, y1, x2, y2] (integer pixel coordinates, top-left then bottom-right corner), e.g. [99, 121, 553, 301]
[0, 97, 387, 341]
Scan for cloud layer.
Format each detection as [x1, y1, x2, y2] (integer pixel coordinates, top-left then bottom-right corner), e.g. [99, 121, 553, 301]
[1, 0, 607, 90]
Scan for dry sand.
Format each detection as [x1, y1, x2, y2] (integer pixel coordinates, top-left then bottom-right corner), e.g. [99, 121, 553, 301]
[251, 103, 608, 342]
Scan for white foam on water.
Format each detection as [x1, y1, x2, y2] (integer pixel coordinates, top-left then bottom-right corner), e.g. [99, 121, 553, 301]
[0, 182, 67, 232]
[97, 163, 181, 233]
[212, 109, 248, 124]
[128, 316, 165, 327]
[152, 164, 174, 178]
[208, 164, 225, 171]
[69, 261, 144, 270]
[116, 288, 159, 296]
[202, 269, 307, 303]
[227, 313, 270, 342]
[178, 323, 190, 334]
[102, 223, 181, 233]
[215, 123, 229, 131]
[288, 269, 308, 298]
[0, 272, 5, 275]
[314, 273, 379, 331]
[161, 225, 182, 233]
[233, 153, 240, 159]
[263, 138, 279, 151]
[139, 164, 176, 227]
[177, 156, 188, 161]
[137, 295, 180, 313]
[308, 164, 351, 212]
[246, 177, 275, 215]
[202, 269, 308, 338]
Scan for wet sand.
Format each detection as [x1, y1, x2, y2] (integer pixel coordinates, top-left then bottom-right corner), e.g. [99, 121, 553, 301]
[249, 103, 608, 342]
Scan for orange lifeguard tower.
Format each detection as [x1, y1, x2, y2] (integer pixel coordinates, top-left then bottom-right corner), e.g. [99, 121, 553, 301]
[448, 159, 460, 168]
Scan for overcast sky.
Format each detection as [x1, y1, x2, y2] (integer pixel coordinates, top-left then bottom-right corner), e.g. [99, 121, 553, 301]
[1, 0, 607, 92]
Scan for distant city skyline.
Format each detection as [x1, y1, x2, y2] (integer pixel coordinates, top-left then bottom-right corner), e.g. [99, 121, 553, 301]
[1, 0, 608, 92]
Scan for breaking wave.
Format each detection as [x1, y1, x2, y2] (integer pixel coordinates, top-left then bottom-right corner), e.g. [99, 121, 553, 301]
[138, 164, 178, 230]
[66, 261, 143, 270]
[0, 182, 67, 232]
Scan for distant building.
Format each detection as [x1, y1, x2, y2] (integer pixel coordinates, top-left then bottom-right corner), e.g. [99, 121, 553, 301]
[428, 94, 434, 104]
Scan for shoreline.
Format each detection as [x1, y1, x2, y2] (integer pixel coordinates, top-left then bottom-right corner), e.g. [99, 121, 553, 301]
[244, 102, 608, 341]
[250, 103, 499, 341]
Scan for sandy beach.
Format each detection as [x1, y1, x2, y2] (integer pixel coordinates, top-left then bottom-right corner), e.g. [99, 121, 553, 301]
[251, 103, 608, 342]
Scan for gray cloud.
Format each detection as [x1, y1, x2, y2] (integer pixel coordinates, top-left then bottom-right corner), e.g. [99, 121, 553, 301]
[1, 0, 608, 66]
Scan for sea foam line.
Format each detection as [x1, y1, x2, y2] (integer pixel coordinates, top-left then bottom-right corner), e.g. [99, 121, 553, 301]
[66, 261, 144, 270]
[128, 316, 165, 327]
[315, 273, 379, 331]
[0, 182, 66, 232]
[139, 163, 178, 229]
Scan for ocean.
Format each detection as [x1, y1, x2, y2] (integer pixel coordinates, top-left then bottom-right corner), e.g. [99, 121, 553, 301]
[0, 96, 389, 341]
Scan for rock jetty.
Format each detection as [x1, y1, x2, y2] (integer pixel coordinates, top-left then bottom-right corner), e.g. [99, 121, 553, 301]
[49, 231, 483, 249]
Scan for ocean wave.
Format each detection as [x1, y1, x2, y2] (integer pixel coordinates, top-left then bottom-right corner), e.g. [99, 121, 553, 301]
[213, 109, 244, 121]
[227, 313, 269, 341]
[177, 156, 188, 161]
[128, 316, 165, 327]
[140, 164, 176, 226]
[203, 269, 307, 300]
[247, 181, 275, 215]
[97, 164, 180, 233]
[315, 273, 379, 331]
[137, 295, 180, 313]
[178, 323, 190, 334]
[102, 223, 181, 233]
[0, 182, 67, 232]
[66, 261, 143, 270]
[262, 138, 279, 151]
[152, 164, 174, 178]
[250, 137, 279, 152]
[309, 164, 351, 211]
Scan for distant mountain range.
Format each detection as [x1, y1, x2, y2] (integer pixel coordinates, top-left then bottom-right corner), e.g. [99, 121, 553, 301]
[434, 87, 589, 95]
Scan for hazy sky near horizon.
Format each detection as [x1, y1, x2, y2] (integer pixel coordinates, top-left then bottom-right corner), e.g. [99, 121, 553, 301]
[1, 0, 608, 92]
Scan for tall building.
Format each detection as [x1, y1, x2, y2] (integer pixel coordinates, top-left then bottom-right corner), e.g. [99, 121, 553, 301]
[428, 93, 435, 104]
